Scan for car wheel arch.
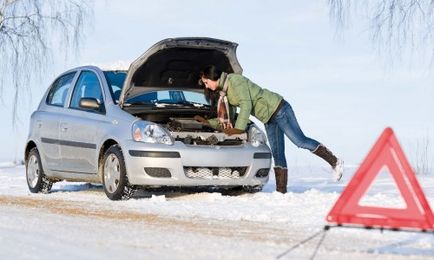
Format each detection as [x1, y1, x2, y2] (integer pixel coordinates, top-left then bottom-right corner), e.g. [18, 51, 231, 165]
[100, 142, 135, 200]
[26, 146, 53, 193]
[25, 141, 37, 162]
[98, 139, 121, 179]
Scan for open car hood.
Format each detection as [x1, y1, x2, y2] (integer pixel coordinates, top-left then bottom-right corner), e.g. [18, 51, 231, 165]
[119, 37, 242, 107]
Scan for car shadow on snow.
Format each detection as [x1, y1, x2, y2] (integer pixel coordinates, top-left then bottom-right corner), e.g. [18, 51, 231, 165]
[51, 179, 347, 199]
[134, 186, 258, 199]
[51, 183, 103, 193]
[51, 182, 257, 199]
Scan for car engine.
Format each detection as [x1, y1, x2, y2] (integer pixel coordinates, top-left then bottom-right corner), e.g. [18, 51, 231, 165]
[166, 118, 246, 146]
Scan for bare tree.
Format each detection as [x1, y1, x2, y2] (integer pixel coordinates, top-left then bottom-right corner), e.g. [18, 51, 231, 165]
[328, 0, 434, 58]
[0, 0, 92, 123]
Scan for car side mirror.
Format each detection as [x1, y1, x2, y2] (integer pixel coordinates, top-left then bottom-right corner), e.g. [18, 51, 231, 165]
[79, 98, 101, 111]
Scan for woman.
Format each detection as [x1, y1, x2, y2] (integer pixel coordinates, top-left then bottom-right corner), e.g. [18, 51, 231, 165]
[195, 65, 343, 193]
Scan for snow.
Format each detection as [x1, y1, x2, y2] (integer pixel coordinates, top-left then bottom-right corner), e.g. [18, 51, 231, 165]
[1, 163, 434, 259]
[90, 60, 130, 71]
[0, 161, 17, 168]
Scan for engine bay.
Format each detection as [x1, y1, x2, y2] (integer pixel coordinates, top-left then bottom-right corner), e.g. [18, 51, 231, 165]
[166, 117, 247, 146]
[166, 117, 214, 132]
[128, 108, 248, 145]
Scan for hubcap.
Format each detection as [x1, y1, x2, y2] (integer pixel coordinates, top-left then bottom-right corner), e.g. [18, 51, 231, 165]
[27, 155, 39, 188]
[104, 154, 121, 193]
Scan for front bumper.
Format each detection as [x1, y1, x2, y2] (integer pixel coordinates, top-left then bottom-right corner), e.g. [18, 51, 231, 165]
[122, 140, 271, 187]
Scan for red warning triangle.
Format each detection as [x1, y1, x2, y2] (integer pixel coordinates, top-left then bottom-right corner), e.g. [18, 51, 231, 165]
[326, 127, 434, 231]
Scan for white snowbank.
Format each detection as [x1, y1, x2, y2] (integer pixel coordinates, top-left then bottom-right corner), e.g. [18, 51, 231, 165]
[1, 164, 433, 258]
[0, 161, 16, 168]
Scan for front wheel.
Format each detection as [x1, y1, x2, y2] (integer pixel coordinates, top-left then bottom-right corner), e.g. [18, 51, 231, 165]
[26, 147, 52, 193]
[102, 145, 135, 200]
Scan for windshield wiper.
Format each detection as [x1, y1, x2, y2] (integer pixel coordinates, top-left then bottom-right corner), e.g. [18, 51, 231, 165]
[177, 101, 210, 108]
[124, 100, 210, 108]
[123, 101, 153, 106]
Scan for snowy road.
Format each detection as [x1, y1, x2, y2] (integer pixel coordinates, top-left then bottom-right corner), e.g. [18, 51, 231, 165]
[1, 165, 434, 259]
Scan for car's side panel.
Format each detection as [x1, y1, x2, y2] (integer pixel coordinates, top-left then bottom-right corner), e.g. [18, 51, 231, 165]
[36, 110, 62, 171]
[59, 109, 110, 174]
[31, 70, 79, 173]
[59, 69, 112, 175]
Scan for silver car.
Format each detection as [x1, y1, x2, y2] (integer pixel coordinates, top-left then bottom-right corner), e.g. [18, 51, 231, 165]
[25, 37, 272, 200]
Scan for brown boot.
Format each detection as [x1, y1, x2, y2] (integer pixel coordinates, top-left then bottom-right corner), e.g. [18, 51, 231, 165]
[313, 144, 337, 167]
[274, 167, 288, 193]
[313, 144, 343, 181]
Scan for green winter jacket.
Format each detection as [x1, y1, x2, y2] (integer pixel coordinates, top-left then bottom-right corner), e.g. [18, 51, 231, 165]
[208, 72, 283, 130]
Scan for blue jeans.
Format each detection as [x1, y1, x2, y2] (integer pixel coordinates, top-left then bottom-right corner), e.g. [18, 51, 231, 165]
[265, 100, 320, 168]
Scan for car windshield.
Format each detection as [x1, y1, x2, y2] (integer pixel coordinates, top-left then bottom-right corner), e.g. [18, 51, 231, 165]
[126, 90, 209, 107]
[103, 71, 127, 103]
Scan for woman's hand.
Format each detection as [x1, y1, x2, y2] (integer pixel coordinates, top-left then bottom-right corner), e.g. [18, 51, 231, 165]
[223, 128, 244, 136]
[194, 115, 208, 124]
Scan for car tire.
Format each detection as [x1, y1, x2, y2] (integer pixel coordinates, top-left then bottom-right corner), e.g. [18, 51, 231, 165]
[26, 147, 53, 193]
[102, 144, 135, 200]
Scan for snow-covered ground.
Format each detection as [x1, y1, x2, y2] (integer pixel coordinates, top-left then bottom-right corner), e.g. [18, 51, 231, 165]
[0, 163, 433, 259]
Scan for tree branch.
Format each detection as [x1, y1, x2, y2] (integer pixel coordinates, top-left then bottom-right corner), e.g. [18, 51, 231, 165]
[0, 0, 92, 124]
[328, 0, 434, 61]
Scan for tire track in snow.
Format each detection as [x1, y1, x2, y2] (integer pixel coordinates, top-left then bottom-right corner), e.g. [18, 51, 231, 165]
[0, 196, 431, 259]
[0, 194, 293, 245]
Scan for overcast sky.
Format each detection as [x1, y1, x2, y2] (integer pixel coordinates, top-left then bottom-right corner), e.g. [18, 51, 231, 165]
[1, 0, 433, 169]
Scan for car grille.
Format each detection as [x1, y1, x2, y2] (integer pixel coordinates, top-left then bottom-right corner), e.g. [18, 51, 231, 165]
[184, 167, 247, 179]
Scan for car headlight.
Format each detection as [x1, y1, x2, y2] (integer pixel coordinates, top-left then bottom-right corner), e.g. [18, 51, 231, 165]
[248, 125, 267, 147]
[132, 121, 174, 145]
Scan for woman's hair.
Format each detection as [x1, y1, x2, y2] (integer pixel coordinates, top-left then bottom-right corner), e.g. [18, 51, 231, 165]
[200, 65, 222, 117]
[204, 88, 218, 117]
[200, 65, 222, 80]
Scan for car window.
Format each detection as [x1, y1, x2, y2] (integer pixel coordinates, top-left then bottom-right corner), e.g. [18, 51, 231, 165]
[103, 71, 127, 103]
[70, 71, 104, 112]
[46, 72, 76, 107]
[127, 90, 209, 105]
[183, 91, 209, 104]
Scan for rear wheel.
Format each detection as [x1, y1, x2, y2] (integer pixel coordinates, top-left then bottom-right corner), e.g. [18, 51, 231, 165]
[102, 145, 135, 200]
[26, 147, 53, 193]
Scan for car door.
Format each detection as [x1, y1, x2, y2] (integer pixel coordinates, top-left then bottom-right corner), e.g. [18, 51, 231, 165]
[59, 70, 109, 174]
[38, 72, 76, 171]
